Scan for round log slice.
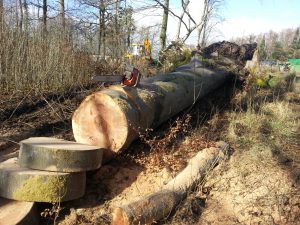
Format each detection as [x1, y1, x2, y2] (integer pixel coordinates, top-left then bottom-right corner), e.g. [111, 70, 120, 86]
[0, 197, 39, 225]
[0, 158, 86, 202]
[19, 137, 103, 172]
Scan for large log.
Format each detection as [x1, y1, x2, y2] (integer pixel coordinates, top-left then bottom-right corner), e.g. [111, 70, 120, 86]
[72, 58, 231, 156]
[111, 141, 229, 225]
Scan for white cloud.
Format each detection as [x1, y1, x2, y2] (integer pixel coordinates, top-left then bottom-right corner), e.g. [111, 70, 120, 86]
[217, 16, 300, 40]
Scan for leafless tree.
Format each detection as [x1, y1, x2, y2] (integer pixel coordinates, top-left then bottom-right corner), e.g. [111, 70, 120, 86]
[0, 0, 3, 32]
[60, 0, 65, 29]
[42, 0, 47, 33]
[159, 0, 169, 52]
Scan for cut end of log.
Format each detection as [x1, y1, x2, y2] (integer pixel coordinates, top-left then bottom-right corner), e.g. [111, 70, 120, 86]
[72, 92, 128, 152]
[0, 197, 38, 225]
[111, 207, 129, 225]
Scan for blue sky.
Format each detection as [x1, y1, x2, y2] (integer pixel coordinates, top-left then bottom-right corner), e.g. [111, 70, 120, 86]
[217, 0, 300, 40]
[223, 0, 300, 22]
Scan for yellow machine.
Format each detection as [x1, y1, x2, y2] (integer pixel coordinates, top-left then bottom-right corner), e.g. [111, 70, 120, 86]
[125, 38, 152, 62]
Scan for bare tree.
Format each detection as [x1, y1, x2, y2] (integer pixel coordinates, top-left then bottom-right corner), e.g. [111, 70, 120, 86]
[176, 0, 189, 40]
[42, 0, 47, 33]
[197, 0, 223, 47]
[18, 0, 23, 30]
[98, 0, 106, 57]
[60, 0, 65, 30]
[0, 0, 3, 32]
[159, 0, 169, 52]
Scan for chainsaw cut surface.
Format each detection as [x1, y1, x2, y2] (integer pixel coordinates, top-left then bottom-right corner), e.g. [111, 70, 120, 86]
[0, 158, 86, 202]
[19, 137, 103, 172]
[0, 197, 38, 225]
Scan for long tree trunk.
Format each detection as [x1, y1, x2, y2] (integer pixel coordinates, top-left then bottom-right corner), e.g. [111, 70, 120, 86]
[159, 0, 169, 52]
[72, 57, 231, 159]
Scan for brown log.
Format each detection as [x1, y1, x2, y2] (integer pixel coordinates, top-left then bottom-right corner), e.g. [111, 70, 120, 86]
[111, 141, 229, 225]
[72, 58, 231, 157]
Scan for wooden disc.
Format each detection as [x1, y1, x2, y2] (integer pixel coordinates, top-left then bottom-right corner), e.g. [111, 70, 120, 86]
[0, 197, 38, 225]
[19, 137, 103, 172]
[0, 158, 86, 202]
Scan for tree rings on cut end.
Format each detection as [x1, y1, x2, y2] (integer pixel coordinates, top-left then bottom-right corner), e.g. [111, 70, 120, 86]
[72, 91, 130, 153]
[0, 197, 39, 225]
[19, 137, 103, 172]
[0, 158, 86, 202]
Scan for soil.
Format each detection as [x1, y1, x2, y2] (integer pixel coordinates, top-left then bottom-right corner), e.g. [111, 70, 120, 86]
[0, 78, 299, 225]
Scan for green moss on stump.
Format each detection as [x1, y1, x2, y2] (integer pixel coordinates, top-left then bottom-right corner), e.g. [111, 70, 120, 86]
[13, 176, 67, 202]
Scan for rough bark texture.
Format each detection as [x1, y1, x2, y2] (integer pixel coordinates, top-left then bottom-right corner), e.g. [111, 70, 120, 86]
[111, 141, 229, 225]
[72, 57, 231, 157]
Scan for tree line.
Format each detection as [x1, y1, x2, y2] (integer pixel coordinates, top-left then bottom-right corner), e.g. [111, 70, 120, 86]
[232, 27, 300, 61]
[0, 0, 224, 92]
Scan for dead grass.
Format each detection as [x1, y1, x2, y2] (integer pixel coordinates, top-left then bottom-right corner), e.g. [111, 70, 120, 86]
[198, 80, 300, 225]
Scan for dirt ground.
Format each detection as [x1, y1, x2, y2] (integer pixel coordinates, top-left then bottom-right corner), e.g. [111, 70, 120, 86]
[0, 78, 299, 225]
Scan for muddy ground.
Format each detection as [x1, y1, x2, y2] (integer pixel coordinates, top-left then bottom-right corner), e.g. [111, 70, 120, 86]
[0, 77, 299, 225]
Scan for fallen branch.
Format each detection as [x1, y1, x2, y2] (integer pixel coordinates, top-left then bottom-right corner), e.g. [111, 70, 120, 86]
[111, 141, 229, 225]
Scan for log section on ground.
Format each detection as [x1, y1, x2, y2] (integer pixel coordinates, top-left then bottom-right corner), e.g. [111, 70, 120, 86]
[72, 57, 231, 155]
[19, 137, 103, 172]
[0, 158, 85, 202]
[0, 197, 39, 225]
[111, 141, 229, 225]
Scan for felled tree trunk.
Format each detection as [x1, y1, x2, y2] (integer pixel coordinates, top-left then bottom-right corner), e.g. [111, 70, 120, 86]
[111, 141, 229, 225]
[72, 58, 230, 157]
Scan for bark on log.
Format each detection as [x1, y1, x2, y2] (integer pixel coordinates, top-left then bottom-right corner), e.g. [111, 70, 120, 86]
[111, 141, 229, 225]
[72, 58, 231, 157]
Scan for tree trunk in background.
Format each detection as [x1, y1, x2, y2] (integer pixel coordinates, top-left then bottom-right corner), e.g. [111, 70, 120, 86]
[37, 0, 40, 22]
[42, 0, 47, 33]
[176, 0, 189, 40]
[0, 0, 4, 33]
[99, 0, 106, 58]
[23, 0, 29, 31]
[159, 0, 169, 52]
[60, 0, 65, 30]
[197, 0, 208, 46]
[18, 0, 23, 30]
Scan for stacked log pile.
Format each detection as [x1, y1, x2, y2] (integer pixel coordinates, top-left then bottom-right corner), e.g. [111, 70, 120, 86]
[0, 137, 103, 224]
